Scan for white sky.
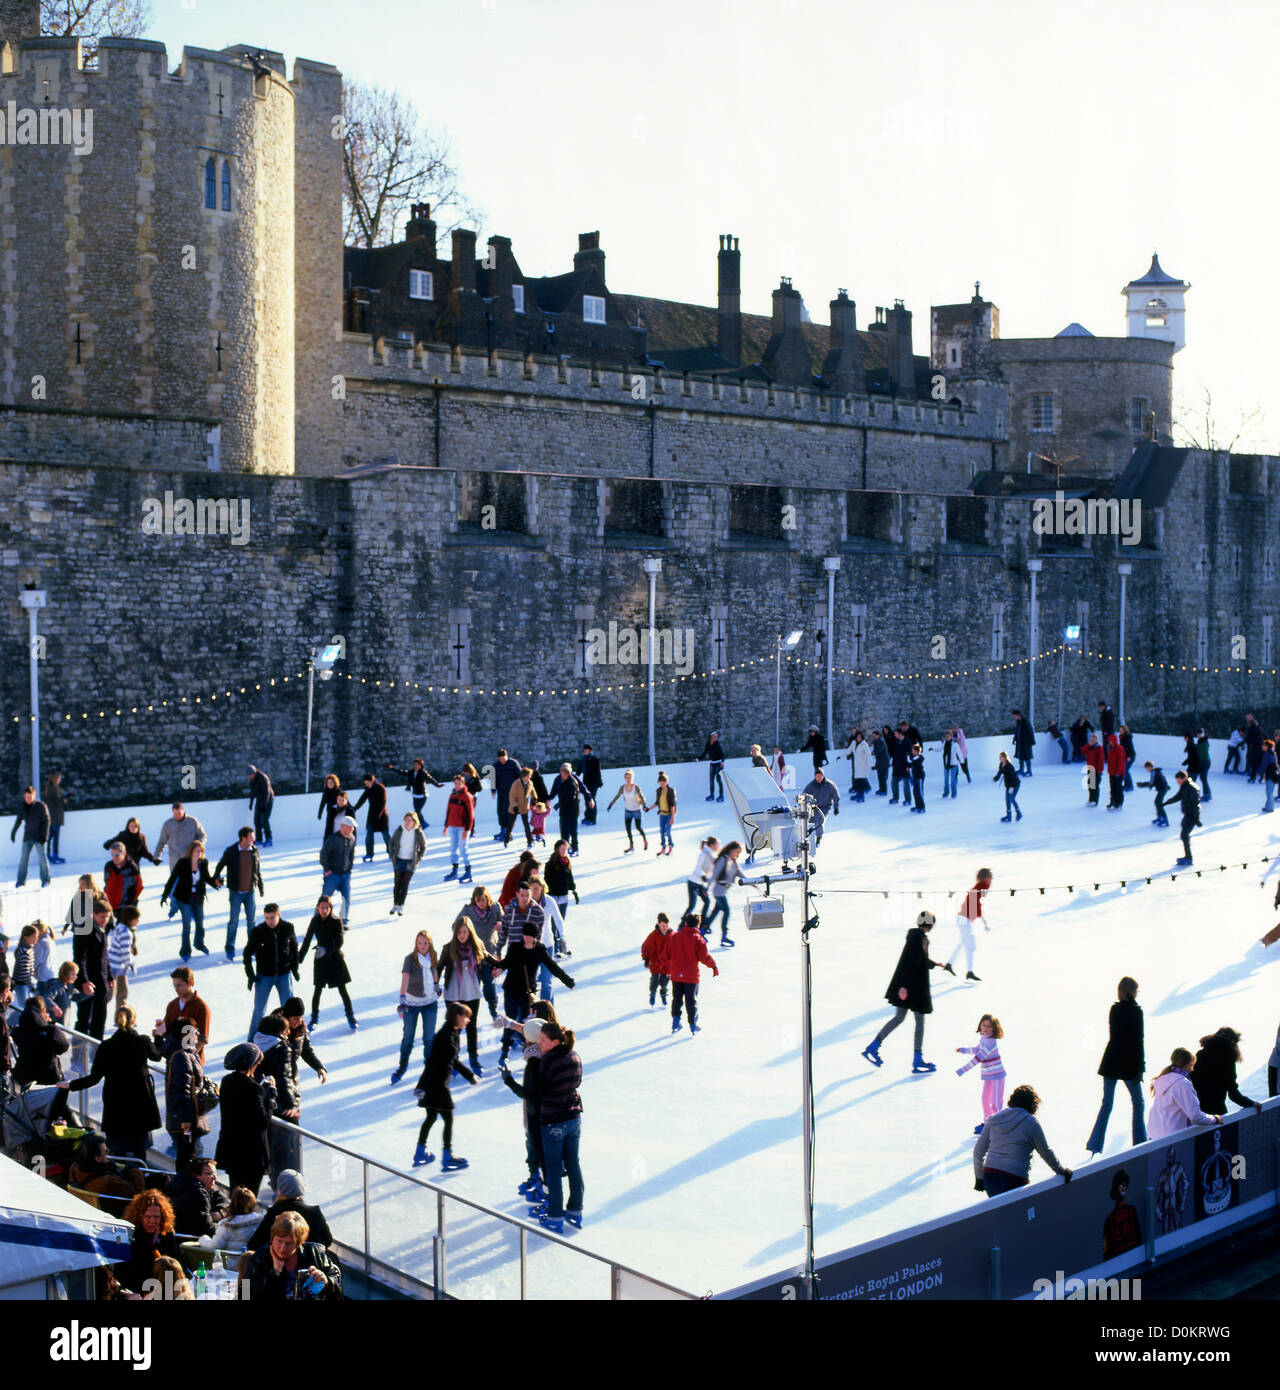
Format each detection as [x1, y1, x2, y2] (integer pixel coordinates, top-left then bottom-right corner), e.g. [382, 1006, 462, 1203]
[151, 0, 1278, 450]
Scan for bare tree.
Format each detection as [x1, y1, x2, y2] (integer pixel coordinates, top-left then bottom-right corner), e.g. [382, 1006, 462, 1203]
[41, 0, 151, 39]
[1174, 387, 1266, 452]
[342, 81, 482, 248]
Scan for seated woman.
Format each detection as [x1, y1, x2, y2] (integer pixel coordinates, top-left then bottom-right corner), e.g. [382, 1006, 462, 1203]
[212, 1186, 262, 1252]
[142, 1254, 194, 1301]
[110, 1190, 186, 1299]
[68, 1133, 145, 1200]
[245, 1169, 334, 1250]
[241, 1211, 342, 1301]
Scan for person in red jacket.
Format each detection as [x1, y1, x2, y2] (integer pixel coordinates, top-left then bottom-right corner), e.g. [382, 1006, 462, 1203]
[498, 852, 539, 909]
[1105, 734, 1127, 810]
[640, 913, 673, 1008]
[103, 842, 143, 911]
[658, 913, 719, 1035]
[443, 773, 477, 885]
[1084, 733, 1105, 807]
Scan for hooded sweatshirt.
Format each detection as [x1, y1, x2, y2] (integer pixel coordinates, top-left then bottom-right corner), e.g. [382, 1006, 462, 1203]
[1148, 1068, 1218, 1139]
[973, 1105, 1068, 1182]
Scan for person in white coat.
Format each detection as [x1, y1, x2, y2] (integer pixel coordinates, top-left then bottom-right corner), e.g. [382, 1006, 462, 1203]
[851, 736, 872, 802]
[525, 876, 567, 996]
[685, 837, 718, 920]
[1147, 1048, 1222, 1140]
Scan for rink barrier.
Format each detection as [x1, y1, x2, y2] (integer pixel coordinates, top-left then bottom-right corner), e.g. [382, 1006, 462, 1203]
[47, 1025, 698, 1301]
[719, 1099, 1280, 1301]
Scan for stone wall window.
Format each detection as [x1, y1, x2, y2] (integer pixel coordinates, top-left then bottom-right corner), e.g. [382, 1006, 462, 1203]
[512, 284, 525, 313]
[991, 604, 1004, 660]
[574, 604, 596, 679]
[1029, 394, 1054, 433]
[845, 491, 896, 543]
[1129, 397, 1149, 435]
[1265, 549, 1274, 583]
[458, 471, 527, 533]
[944, 496, 987, 547]
[850, 603, 867, 665]
[204, 157, 216, 209]
[583, 295, 606, 324]
[729, 485, 783, 541]
[221, 160, 231, 212]
[1264, 615, 1273, 666]
[1194, 545, 1209, 580]
[203, 156, 233, 214]
[1232, 545, 1242, 579]
[409, 270, 434, 300]
[1196, 617, 1208, 667]
[605, 478, 664, 537]
[448, 609, 471, 683]
[710, 605, 728, 672]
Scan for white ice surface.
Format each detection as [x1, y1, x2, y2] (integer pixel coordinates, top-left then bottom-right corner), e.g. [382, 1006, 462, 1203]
[11, 732, 1280, 1296]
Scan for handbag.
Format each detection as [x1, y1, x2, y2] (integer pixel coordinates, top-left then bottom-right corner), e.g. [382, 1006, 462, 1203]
[196, 1076, 221, 1115]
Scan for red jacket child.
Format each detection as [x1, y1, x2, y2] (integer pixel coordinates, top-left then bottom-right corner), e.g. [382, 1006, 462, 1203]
[444, 786, 476, 833]
[641, 921, 673, 975]
[659, 920, 720, 984]
[1084, 739, 1106, 778]
[1105, 735, 1126, 777]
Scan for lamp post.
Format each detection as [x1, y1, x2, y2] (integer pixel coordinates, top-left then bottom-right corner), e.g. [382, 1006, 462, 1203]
[1058, 624, 1082, 729]
[1117, 563, 1132, 725]
[823, 558, 840, 750]
[305, 642, 342, 793]
[775, 629, 804, 749]
[18, 587, 46, 790]
[643, 558, 662, 767]
[1027, 559, 1042, 730]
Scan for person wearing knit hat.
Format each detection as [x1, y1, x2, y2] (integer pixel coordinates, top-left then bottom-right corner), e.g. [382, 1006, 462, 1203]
[801, 724, 829, 774]
[215, 1039, 274, 1198]
[862, 910, 943, 1074]
[319, 818, 357, 923]
[246, 1169, 335, 1252]
[501, 1000, 558, 1209]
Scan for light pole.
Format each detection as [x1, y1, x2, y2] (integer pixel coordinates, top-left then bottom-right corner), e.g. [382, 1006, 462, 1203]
[823, 558, 840, 751]
[775, 629, 804, 749]
[18, 587, 46, 790]
[1058, 624, 1082, 729]
[305, 642, 342, 793]
[1117, 563, 1132, 725]
[643, 558, 662, 767]
[1027, 559, 1042, 730]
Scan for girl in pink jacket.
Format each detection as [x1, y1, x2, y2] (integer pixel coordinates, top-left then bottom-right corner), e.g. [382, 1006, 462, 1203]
[957, 1013, 1006, 1134]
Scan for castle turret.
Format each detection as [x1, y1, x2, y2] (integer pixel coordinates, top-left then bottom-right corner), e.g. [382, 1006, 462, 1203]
[1123, 252, 1188, 352]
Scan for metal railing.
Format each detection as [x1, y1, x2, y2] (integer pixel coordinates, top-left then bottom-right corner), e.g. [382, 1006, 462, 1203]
[37, 1022, 696, 1301]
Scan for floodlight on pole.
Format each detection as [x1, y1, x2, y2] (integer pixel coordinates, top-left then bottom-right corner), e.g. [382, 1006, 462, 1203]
[643, 558, 663, 767]
[776, 629, 804, 748]
[18, 586, 46, 791]
[306, 642, 344, 794]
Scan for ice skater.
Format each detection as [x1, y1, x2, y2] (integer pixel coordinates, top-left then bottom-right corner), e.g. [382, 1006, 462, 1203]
[412, 1003, 478, 1170]
[1137, 762, 1169, 826]
[947, 867, 992, 982]
[1159, 770, 1200, 865]
[993, 752, 1021, 822]
[1085, 977, 1146, 1157]
[802, 768, 840, 843]
[700, 731, 726, 802]
[659, 912, 719, 1035]
[941, 729, 959, 799]
[956, 1013, 1006, 1135]
[862, 910, 942, 1074]
[641, 913, 673, 1007]
[1105, 734, 1126, 809]
[1084, 733, 1104, 806]
[703, 842, 744, 947]
[685, 837, 717, 921]
[908, 743, 926, 813]
[606, 770, 650, 853]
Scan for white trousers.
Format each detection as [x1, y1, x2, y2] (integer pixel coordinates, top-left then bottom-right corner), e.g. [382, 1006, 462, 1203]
[947, 915, 976, 973]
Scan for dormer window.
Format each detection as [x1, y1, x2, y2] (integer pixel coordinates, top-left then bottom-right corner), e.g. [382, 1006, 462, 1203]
[512, 284, 525, 314]
[409, 269, 433, 300]
[582, 295, 605, 324]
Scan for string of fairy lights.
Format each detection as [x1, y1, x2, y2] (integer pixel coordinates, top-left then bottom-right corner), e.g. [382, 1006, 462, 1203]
[8, 642, 1280, 727]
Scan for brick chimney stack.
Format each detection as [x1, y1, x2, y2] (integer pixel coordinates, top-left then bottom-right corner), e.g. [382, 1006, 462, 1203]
[886, 299, 915, 396]
[406, 202, 436, 257]
[717, 234, 741, 366]
[573, 230, 606, 282]
[822, 288, 861, 393]
[451, 229, 477, 293]
[761, 277, 811, 386]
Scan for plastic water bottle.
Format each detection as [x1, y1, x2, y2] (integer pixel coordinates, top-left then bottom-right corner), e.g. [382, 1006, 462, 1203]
[194, 1262, 207, 1299]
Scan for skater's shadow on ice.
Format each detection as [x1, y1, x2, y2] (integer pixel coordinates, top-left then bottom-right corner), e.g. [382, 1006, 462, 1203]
[763, 1009, 903, 1068]
[1152, 943, 1280, 1017]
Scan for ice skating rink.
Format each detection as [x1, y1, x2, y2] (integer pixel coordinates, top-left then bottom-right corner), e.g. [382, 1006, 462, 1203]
[6, 732, 1277, 1294]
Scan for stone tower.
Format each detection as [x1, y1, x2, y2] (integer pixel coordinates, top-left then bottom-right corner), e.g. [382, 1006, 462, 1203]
[1124, 252, 1189, 352]
[0, 0, 38, 49]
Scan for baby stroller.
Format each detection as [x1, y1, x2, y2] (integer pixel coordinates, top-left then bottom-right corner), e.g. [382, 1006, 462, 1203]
[1, 1083, 83, 1184]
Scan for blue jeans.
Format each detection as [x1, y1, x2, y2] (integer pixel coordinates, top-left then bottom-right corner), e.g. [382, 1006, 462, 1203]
[321, 871, 351, 921]
[539, 1115, 583, 1219]
[366, 825, 391, 859]
[399, 1002, 437, 1070]
[1004, 787, 1021, 817]
[539, 963, 555, 1002]
[623, 810, 645, 845]
[704, 893, 730, 936]
[176, 899, 206, 956]
[15, 839, 50, 886]
[1055, 735, 1070, 763]
[48, 825, 62, 858]
[658, 813, 673, 849]
[227, 891, 256, 953]
[479, 961, 499, 1019]
[891, 774, 908, 802]
[253, 805, 273, 843]
[1123, 754, 1135, 791]
[249, 974, 292, 1037]
[1265, 781, 1275, 812]
[944, 766, 958, 797]
[982, 1169, 1028, 1198]
[708, 763, 723, 798]
[447, 825, 470, 867]
[685, 881, 709, 922]
[1086, 1075, 1146, 1153]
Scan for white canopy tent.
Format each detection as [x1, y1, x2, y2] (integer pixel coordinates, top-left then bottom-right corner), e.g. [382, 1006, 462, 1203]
[0, 1152, 132, 1299]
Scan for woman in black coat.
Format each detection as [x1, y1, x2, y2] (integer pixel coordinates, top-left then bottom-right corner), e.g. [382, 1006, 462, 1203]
[317, 775, 344, 840]
[215, 1043, 276, 1197]
[164, 1021, 210, 1170]
[159, 842, 220, 961]
[1192, 1027, 1262, 1117]
[1085, 977, 1145, 1156]
[103, 817, 163, 867]
[60, 1004, 162, 1158]
[12, 994, 69, 1087]
[861, 912, 942, 1073]
[299, 896, 357, 1030]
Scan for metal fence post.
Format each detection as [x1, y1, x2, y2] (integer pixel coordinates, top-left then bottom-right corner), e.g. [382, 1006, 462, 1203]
[988, 1245, 1002, 1300]
[519, 1226, 527, 1301]
[362, 1160, 371, 1282]
[1144, 1184, 1157, 1266]
[437, 1190, 447, 1296]
[612, 1265, 622, 1300]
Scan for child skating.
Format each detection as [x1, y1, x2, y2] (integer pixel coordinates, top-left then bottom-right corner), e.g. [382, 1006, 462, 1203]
[641, 913, 673, 1007]
[412, 1002, 479, 1170]
[660, 912, 719, 1035]
[956, 1013, 1006, 1135]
